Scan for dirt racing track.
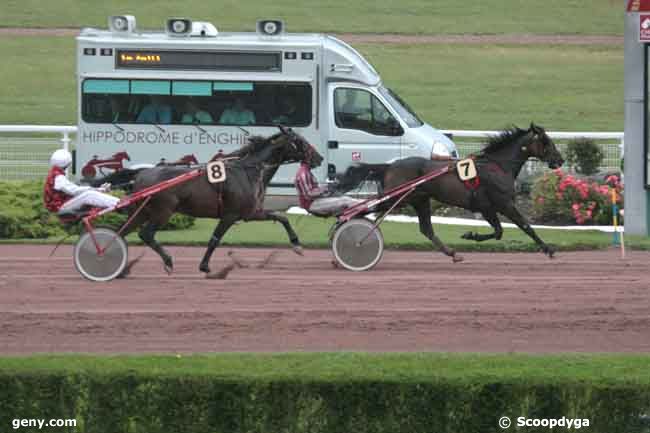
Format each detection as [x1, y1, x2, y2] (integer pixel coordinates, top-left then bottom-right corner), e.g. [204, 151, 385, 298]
[1, 245, 649, 354]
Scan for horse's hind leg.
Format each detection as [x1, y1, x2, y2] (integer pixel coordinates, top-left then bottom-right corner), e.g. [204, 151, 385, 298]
[500, 204, 554, 258]
[461, 210, 503, 242]
[247, 210, 303, 255]
[116, 211, 149, 278]
[413, 200, 463, 263]
[137, 205, 175, 273]
[139, 221, 174, 274]
[199, 214, 239, 274]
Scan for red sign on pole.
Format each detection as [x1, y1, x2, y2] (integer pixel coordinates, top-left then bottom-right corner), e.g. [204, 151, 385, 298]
[629, 0, 650, 12]
[641, 14, 650, 41]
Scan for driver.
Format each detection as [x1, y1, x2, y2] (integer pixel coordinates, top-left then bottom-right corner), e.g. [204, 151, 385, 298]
[44, 149, 119, 213]
[294, 153, 362, 217]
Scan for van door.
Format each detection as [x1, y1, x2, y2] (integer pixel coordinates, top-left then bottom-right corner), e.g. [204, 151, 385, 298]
[326, 85, 403, 181]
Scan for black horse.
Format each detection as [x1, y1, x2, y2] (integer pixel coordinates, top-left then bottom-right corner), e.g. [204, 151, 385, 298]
[338, 123, 564, 262]
[121, 127, 323, 275]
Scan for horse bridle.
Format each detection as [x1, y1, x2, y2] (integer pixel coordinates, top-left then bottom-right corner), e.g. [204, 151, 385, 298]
[529, 130, 556, 162]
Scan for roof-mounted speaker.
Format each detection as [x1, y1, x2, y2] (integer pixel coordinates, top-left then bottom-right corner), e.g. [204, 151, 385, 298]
[108, 15, 137, 34]
[256, 19, 284, 36]
[166, 18, 192, 36]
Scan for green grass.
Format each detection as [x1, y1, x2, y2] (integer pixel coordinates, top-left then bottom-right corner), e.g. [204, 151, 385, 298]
[132, 217, 638, 252]
[2, 0, 623, 35]
[0, 37, 623, 130]
[1, 353, 649, 384]
[360, 44, 623, 131]
[4, 215, 639, 253]
[0, 37, 75, 125]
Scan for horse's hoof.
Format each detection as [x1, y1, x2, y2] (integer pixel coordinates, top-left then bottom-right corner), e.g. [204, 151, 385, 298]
[199, 263, 210, 274]
[162, 256, 174, 274]
[461, 231, 474, 240]
[452, 254, 464, 263]
[292, 245, 304, 256]
[118, 252, 145, 278]
[331, 259, 339, 269]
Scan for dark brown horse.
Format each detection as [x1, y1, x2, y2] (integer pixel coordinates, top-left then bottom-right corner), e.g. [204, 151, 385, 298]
[338, 123, 564, 262]
[122, 127, 323, 275]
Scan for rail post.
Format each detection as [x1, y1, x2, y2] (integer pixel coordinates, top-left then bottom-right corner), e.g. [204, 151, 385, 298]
[61, 131, 71, 152]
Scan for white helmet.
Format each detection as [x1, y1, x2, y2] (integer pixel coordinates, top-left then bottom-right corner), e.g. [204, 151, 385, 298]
[50, 149, 72, 168]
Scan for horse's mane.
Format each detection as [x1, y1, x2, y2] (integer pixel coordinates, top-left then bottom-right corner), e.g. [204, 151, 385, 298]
[481, 126, 528, 155]
[247, 132, 283, 151]
[223, 132, 284, 159]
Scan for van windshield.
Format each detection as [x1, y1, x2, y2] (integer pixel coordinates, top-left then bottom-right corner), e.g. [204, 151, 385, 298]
[379, 86, 423, 128]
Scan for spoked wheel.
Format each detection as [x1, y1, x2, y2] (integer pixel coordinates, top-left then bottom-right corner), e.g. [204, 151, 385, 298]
[331, 219, 384, 271]
[74, 228, 128, 282]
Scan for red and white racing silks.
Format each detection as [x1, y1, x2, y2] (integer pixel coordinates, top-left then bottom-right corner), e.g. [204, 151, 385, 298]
[43, 166, 71, 212]
[294, 162, 323, 210]
[43, 166, 119, 213]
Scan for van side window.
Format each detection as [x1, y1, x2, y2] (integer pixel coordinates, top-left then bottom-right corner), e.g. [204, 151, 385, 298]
[334, 88, 401, 136]
[81, 79, 312, 127]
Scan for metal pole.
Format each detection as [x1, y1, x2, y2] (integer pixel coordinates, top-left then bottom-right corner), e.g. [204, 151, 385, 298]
[624, 4, 649, 235]
[61, 131, 71, 152]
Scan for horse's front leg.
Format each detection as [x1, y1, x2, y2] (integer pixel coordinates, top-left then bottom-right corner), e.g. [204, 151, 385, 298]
[461, 210, 503, 242]
[199, 214, 239, 274]
[246, 210, 303, 255]
[500, 204, 554, 258]
[414, 200, 463, 263]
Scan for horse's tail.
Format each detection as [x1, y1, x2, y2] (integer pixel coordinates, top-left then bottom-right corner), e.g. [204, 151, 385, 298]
[335, 163, 390, 193]
[89, 168, 146, 192]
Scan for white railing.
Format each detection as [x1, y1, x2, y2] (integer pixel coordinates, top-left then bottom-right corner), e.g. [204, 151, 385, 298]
[0, 125, 624, 180]
[442, 129, 624, 175]
[0, 125, 77, 180]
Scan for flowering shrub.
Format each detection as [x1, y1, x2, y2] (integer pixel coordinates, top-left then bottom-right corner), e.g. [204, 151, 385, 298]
[531, 170, 623, 225]
[564, 137, 604, 175]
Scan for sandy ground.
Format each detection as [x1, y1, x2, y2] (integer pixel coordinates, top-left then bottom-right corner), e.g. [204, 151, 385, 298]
[0, 244, 648, 354]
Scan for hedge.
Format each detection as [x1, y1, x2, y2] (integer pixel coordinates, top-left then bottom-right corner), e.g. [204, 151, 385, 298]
[0, 354, 649, 433]
[0, 180, 194, 239]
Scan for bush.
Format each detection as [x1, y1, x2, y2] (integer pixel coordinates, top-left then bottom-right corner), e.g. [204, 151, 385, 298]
[0, 354, 649, 433]
[0, 181, 194, 239]
[565, 137, 604, 175]
[531, 170, 623, 225]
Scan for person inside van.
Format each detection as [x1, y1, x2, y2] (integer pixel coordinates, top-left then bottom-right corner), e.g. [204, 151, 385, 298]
[219, 97, 256, 125]
[136, 95, 173, 124]
[340, 89, 371, 123]
[181, 98, 213, 124]
[109, 95, 129, 123]
[272, 97, 298, 125]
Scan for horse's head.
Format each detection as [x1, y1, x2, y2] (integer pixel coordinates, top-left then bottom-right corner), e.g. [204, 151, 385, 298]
[273, 125, 324, 168]
[524, 123, 564, 169]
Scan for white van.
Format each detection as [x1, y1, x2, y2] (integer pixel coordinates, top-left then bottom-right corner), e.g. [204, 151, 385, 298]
[76, 16, 457, 207]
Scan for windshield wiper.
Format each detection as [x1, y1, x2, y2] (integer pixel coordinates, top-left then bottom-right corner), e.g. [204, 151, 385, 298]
[111, 122, 124, 132]
[152, 123, 165, 132]
[191, 123, 207, 134]
[237, 126, 250, 136]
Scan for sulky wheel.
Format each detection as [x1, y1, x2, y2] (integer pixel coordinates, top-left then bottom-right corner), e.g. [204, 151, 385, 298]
[73, 228, 128, 282]
[331, 218, 384, 271]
